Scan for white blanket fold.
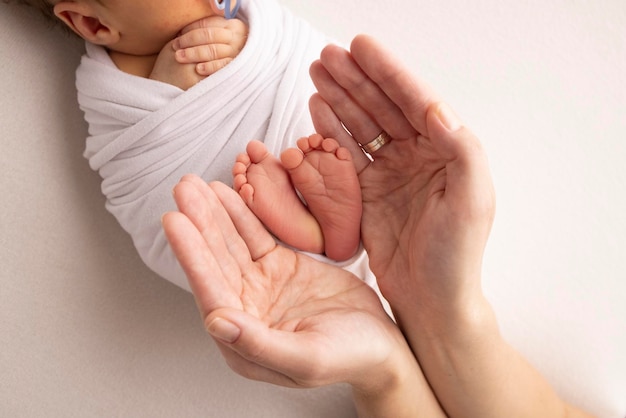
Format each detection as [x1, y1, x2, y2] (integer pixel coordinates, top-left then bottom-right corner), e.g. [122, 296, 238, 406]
[75, 0, 372, 290]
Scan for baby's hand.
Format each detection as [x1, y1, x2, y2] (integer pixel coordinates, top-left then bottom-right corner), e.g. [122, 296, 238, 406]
[149, 39, 206, 90]
[173, 16, 248, 77]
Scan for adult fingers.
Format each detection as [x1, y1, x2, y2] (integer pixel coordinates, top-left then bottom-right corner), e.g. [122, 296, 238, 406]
[174, 176, 249, 268]
[161, 221, 305, 388]
[310, 58, 382, 145]
[162, 210, 242, 316]
[308, 93, 371, 173]
[317, 43, 416, 142]
[168, 176, 248, 313]
[348, 34, 441, 137]
[209, 181, 277, 262]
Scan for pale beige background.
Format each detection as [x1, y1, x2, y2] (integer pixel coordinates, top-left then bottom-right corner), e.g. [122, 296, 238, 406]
[1, 0, 625, 416]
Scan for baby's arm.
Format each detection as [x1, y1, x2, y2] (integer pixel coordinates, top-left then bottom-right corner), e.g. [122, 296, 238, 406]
[173, 16, 248, 77]
[150, 16, 248, 90]
[149, 39, 204, 90]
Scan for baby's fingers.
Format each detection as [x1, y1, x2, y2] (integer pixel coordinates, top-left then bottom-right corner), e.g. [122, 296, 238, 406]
[195, 58, 234, 76]
[175, 43, 236, 63]
[175, 42, 237, 76]
[179, 15, 238, 34]
[174, 27, 234, 50]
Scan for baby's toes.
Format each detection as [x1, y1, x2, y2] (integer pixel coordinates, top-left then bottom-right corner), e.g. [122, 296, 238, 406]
[232, 172, 248, 192]
[233, 158, 251, 178]
[280, 147, 305, 171]
[246, 140, 271, 163]
[320, 137, 340, 153]
[334, 146, 353, 161]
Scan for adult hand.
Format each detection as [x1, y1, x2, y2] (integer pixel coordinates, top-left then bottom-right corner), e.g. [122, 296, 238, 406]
[161, 175, 443, 417]
[173, 16, 248, 77]
[310, 34, 496, 323]
[310, 35, 591, 418]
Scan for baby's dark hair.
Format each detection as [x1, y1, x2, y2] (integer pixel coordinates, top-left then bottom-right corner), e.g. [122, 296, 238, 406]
[5, 0, 75, 36]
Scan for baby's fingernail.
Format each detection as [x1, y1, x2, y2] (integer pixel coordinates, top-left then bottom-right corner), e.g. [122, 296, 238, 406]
[175, 49, 186, 60]
[436, 103, 463, 132]
[207, 318, 240, 343]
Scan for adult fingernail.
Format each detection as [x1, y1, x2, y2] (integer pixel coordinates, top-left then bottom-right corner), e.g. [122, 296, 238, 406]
[207, 317, 241, 343]
[437, 103, 463, 132]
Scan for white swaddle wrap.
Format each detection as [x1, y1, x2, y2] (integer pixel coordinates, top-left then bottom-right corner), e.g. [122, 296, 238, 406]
[75, 0, 373, 290]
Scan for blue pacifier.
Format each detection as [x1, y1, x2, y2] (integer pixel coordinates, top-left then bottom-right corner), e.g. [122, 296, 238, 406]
[213, 0, 241, 19]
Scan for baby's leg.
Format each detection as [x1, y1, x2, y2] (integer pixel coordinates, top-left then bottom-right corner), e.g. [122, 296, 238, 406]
[281, 134, 362, 261]
[233, 140, 324, 254]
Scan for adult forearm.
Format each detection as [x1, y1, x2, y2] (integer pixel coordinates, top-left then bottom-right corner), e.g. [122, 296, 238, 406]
[351, 342, 446, 418]
[393, 295, 593, 418]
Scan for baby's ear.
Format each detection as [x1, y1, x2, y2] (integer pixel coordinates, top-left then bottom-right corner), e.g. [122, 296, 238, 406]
[53, 1, 119, 45]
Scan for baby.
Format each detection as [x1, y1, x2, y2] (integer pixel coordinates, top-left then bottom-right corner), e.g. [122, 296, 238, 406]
[22, 0, 247, 90]
[10, 0, 367, 290]
[234, 135, 362, 261]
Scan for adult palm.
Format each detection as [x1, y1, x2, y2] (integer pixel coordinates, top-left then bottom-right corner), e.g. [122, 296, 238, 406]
[310, 35, 496, 321]
[162, 175, 406, 390]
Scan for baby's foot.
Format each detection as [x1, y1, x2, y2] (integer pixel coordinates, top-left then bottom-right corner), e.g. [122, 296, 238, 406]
[280, 134, 362, 261]
[233, 140, 324, 253]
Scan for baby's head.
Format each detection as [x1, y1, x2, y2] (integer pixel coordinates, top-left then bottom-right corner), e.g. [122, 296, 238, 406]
[9, 0, 238, 56]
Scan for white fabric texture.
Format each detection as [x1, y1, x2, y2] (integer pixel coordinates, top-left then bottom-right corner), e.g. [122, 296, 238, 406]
[75, 0, 372, 290]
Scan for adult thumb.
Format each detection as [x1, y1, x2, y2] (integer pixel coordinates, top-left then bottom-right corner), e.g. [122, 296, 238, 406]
[204, 308, 318, 385]
[426, 102, 495, 219]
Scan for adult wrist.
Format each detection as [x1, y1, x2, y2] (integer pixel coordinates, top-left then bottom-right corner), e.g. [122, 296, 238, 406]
[351, 338, 445, 418]
[411, 288, 497, 343]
